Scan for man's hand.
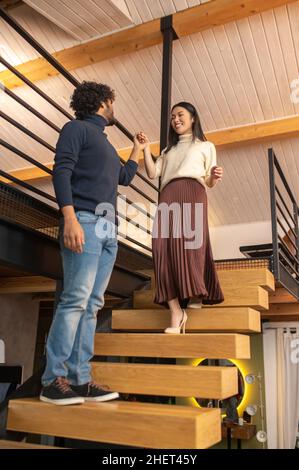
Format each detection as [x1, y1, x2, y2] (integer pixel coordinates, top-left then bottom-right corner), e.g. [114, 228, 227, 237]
[134, 132, 149, 151]
[63, 217, 85, 253]
[61, 206, 85, 253]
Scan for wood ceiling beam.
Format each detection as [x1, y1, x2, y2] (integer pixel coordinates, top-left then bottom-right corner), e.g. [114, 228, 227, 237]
[172, 0, 297, 37]
[208, 115, 299, 148]
[269, 287, 298, 304]
[261, 301, 299, 321]
[2, 115, 299, 184]
[0, 0, 297, 89]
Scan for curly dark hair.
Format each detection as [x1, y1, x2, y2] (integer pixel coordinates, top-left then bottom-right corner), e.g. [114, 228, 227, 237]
[70, 81, 116, 120]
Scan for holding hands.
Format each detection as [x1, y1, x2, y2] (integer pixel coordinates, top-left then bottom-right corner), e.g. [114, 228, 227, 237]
[134, 131, 150, 151]
[129, 131, 150, 165]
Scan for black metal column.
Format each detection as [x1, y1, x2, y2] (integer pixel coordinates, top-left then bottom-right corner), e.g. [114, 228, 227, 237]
[268, 148, 280, 279]
[160, 16, 178, 152]
[293, 202, 299, 280]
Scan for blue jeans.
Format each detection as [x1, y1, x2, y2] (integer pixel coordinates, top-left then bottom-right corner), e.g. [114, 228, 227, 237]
[42, 211, 118, 386]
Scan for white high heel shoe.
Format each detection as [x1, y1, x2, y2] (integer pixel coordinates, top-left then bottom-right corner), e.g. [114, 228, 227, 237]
[164, 310, 188, 334]
[187, 298, 203, 309]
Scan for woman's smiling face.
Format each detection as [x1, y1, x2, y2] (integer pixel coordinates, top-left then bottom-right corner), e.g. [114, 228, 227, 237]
[171, 106, 193, 135]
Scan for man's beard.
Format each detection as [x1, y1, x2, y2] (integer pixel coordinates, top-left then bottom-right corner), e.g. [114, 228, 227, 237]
[106, 114, 115, 126]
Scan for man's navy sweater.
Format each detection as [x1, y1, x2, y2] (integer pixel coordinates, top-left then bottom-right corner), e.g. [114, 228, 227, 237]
[53, 114, 138, 219]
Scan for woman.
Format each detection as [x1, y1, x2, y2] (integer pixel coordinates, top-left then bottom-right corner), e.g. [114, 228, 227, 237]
[139, 102, 224, 334]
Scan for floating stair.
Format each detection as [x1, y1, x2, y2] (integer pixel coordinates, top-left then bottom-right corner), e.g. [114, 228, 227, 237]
[133, 286, 269, 310]
[7, 398, 221, 449]
[0, 439, 62, 449]
[7, 267, 273, 448]
[112, 307, 261, 333]
[94, 333, 250, 358]
[91, 362, 238, 399]
[216, 268, 275, 292]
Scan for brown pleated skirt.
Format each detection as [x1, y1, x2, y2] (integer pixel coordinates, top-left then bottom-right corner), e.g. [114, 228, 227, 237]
[152, 177, 224, 308]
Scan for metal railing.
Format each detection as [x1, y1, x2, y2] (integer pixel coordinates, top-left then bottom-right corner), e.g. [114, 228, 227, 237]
[0, 6, 158, 254]
[268, 148, 299, 298]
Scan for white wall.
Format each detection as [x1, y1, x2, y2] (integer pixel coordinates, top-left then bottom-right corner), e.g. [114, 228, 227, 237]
[263, 328, 278, 449]
[210, 220, 272, 260]
[0, 339, 4, 363]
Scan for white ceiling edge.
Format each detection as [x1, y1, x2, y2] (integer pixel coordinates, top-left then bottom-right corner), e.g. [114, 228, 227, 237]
[112, 0, 133, 21]
[22, 0, 82, 41]
[22, 0, 134, 42]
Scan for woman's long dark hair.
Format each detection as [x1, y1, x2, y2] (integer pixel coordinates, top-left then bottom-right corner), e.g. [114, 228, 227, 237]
[164, 102, 206, 153]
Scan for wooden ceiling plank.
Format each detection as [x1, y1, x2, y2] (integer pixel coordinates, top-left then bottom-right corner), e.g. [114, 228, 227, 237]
[1, 0, 297, 89]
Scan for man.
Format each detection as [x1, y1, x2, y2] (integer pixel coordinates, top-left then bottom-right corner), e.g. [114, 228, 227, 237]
[40, 81, 145, 405]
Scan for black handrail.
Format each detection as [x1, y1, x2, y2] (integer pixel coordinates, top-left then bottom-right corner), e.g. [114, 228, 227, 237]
[268, 149, 280, 278]
[2, 70, 159, 195]
[0, 170, 151, 251]
[273, 153, 297, 205]
[2, 133, 157, 216]
[119, 194, 154, 221]
[0, 165, 153, 252]
[1, 111, 56, 153]
[1, 111, 157, 246]
[2, 87, 159, 201]
[276, 200, 297, 239]
[1, 140, 53, 175]
[118, 151, 158, 193]
[277, 218, 298, 253]
[0, 169, 56, 202]
[0, 6, 158, 194]
[0, 5, 157, 254]
[0, 56, 74, 120]
[0, 180, 58, 215]
[0, 139, 153, 233]
[3, 85, 61, 132]
[278, 249, 299, 278]
[275, 185, 296, 225]
[0, 166, 152, 245]
[268, 147, 299, 297]
[117, 212, 152, 236]
[277, 233, 299, 266]
[0, 7, 78, 87]
[126, 182, 157, 205]
[1, 113, 157, 207]
[117, 230, 152, 253]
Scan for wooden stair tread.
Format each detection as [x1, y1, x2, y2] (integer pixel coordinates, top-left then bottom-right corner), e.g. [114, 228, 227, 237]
[142, 268, 275, 292]
[216, 268, 275, 292]
[0, 439, 63, 449]
[112, 307, 261, 333]
[94, 333, 250, 358]
[92, 362, 238, 399]
[133, 286, 269, 310]
[7, 398, 221, 449]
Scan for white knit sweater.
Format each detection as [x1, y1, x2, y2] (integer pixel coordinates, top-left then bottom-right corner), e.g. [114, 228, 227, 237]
[154, 134, 217, 191]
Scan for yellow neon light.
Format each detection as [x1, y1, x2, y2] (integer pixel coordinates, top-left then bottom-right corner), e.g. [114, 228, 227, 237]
[189, 358, 252, 415]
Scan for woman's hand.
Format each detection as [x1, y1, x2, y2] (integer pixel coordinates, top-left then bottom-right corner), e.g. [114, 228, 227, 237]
[134, 131, 150, 151]
[211, 166, 223, 182]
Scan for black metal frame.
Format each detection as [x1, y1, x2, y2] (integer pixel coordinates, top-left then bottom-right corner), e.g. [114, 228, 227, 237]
[0, 365, 23, 416]
[160, 16, 178, 151]
[0, 365, 23, 388]
[268, 148, 299, 299]
[0, 5, 163, 256]
[0, 217, 62, 278]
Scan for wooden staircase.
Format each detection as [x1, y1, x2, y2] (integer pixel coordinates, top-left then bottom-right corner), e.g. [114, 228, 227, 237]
[0, 439, 64, 449]
[6, 267, 274, 449]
